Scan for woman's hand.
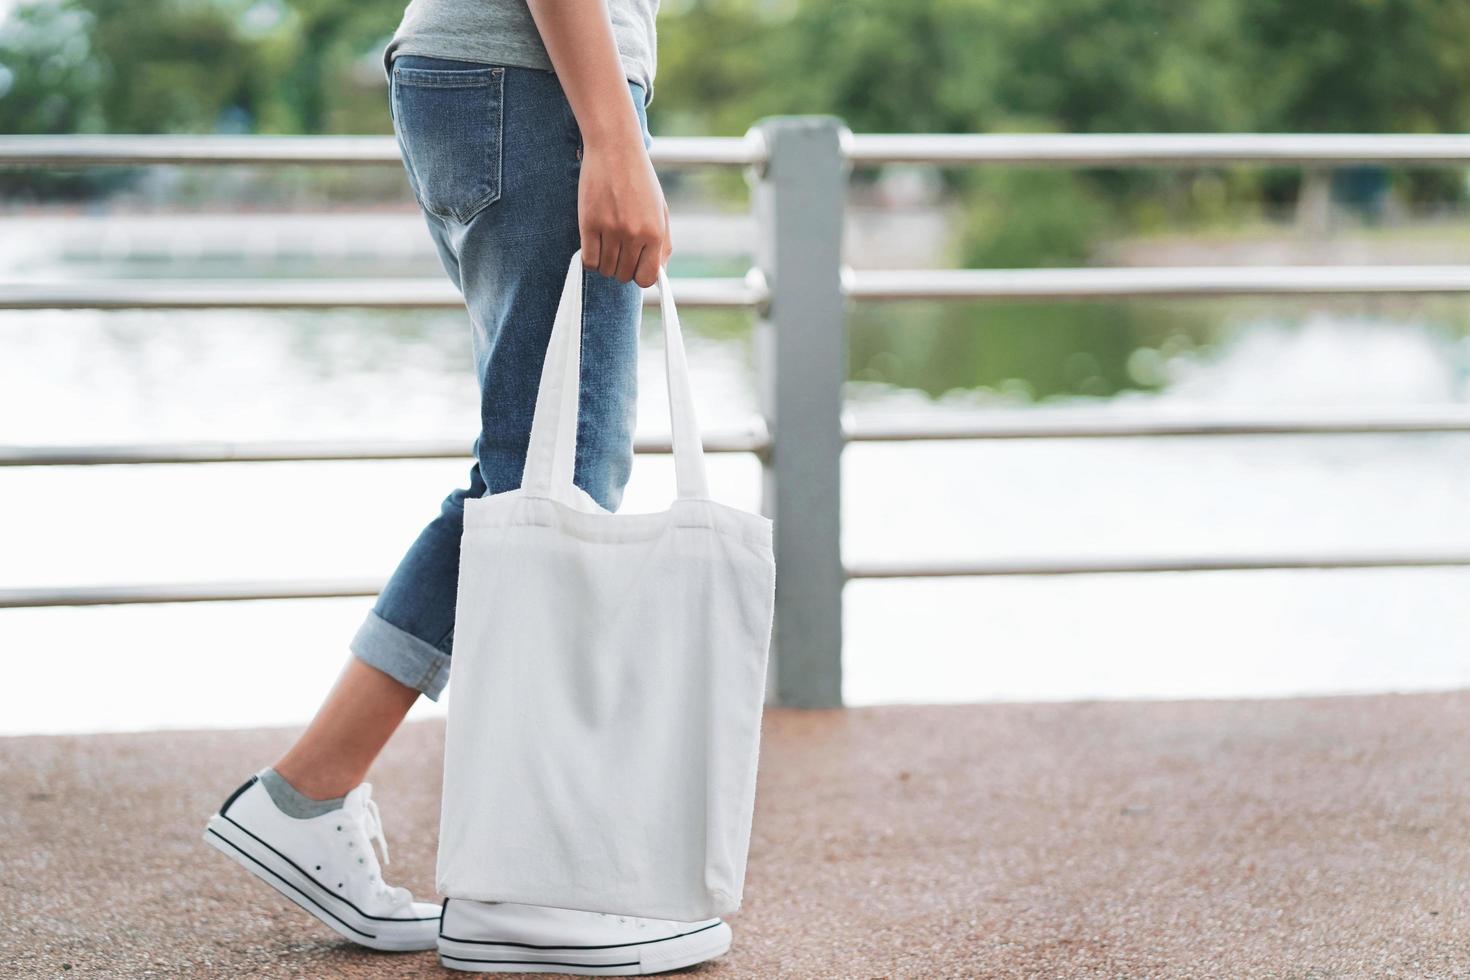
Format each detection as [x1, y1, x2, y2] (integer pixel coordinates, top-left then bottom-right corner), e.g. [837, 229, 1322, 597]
[578, 135, 671, 289]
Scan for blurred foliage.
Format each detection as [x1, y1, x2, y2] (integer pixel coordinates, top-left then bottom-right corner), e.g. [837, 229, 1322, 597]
[0, 0, 404, 137]
[0, 1, 103, 133]
[654, 0, 1470, 270]
[958, 168, 1112, 271]
[1237, 0, 1470, 132]
[656, 0, 1470, 136]
[8, 0, 1469, 140]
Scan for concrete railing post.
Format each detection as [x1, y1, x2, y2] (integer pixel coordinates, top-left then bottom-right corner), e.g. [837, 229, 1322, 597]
[749, 116, 849, 708]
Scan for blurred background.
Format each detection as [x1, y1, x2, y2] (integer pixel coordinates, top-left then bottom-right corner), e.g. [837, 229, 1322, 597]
[4, 0, 1470, 734]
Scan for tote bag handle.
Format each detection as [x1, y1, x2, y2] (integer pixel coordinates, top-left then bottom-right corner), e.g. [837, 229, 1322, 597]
[521, 251, 710, 502]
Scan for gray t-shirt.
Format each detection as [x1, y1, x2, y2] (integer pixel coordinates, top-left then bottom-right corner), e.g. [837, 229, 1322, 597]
[383, 0, 659, 104]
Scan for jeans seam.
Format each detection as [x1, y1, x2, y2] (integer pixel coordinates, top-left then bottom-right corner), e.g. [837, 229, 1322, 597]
[575, 264, 591, 487]
[417, 658, 445, 693]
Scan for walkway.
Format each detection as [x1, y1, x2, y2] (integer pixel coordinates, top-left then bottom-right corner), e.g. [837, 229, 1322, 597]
[4, 693, 1468, 977]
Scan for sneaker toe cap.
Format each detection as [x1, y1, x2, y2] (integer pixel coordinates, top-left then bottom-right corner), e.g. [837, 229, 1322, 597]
[409, 900, 443, 920]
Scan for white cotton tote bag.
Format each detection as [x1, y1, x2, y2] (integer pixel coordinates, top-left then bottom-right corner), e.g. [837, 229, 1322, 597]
[437, 251, 776, 921]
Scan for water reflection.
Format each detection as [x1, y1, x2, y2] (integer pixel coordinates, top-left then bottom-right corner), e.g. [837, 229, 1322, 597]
[4, 221, 1470, 732]
[849, 297, 1470, 406]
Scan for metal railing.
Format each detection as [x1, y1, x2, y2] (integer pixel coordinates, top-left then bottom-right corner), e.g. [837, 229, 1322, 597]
[8, 405, 1470, 468]
[5, 128, 1470, 706]
[0, 276, 764, 311]
[0, 133, 765, 168]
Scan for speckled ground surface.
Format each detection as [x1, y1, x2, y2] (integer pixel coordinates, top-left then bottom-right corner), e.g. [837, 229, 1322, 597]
[3, 694, 1469, 978]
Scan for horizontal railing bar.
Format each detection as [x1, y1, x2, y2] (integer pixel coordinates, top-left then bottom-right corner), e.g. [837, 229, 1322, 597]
[845, 265, 1470, 300]
[9, 266, 1467, 311]
[0, 426, 771, 466]
[0, 134, 764, 169]
[845, 409, 1470, 441]
[0, 579, 384, 608]
[6, 410, 1466, 467]
[10, 550, 1470, 607]
[845, 133, 1470, 166]
[8, 133, 1470, 169]
[0, 276, 766, 311]
[845, 552, 1470, 578]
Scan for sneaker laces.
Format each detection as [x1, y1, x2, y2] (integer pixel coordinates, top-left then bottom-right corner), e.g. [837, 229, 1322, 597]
[359, 795, 391, 867]
[347, 787, 408, 908]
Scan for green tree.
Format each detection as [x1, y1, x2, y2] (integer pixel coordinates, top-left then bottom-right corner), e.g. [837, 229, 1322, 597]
[1238, 0, 1470, 133]
[0, 1, 106, 135]
[84, 0, 258, 132]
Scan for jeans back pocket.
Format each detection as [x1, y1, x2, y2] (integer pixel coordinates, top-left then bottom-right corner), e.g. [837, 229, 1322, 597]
[391, 64, 504, 224]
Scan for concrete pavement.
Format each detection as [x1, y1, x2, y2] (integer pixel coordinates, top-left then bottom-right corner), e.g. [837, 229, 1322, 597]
[4, 693, 1469, 978]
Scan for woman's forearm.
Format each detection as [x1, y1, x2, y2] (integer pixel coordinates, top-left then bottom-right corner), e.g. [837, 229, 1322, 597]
[526, 0, 671, 286]
[526, 0, 644, 151]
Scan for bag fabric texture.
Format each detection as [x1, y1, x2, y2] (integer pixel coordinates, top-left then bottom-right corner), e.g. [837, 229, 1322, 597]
[437, 252, 776, 921]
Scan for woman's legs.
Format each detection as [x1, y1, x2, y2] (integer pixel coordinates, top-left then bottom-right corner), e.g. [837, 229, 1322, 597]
[205, 58, 648, 955]
[268, 59, 648, 797]
[272, 658, 421, 800]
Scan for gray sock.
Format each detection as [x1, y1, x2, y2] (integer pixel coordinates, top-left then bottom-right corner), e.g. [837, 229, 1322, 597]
[257, 767, 346, 820]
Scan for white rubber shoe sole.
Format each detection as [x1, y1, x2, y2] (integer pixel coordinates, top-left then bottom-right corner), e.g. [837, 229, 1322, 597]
[203, 813, 439, 951]
[437, 919, 733, 975]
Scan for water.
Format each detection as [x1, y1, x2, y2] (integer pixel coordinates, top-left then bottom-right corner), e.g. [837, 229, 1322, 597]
[4, 211, 1470, 734]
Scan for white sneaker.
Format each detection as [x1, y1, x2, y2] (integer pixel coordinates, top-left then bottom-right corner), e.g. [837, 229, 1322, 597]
[203, 774, 440, 951]
[438, 898, 732, 975]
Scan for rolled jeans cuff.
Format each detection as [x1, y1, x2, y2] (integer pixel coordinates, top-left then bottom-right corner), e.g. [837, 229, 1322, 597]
[350, 610, 451, 701]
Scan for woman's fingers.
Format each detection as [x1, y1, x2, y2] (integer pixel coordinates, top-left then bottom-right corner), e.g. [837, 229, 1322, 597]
[597, 239, 621, 280]
[615, 239, 644, 285]
[633, 243, 661, 289]
[581, 232, 601, 272]
[588, 231, 663, 286]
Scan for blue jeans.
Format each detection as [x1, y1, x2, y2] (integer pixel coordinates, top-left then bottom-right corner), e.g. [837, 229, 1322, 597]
[350, 56, 648, 699]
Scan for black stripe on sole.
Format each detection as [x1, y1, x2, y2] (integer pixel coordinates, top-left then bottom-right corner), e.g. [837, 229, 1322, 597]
[206, 826, 377, 940]
[441, 953, 640, 969]
[439, 918, 722, 951]
[219, 813, 438, 923]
